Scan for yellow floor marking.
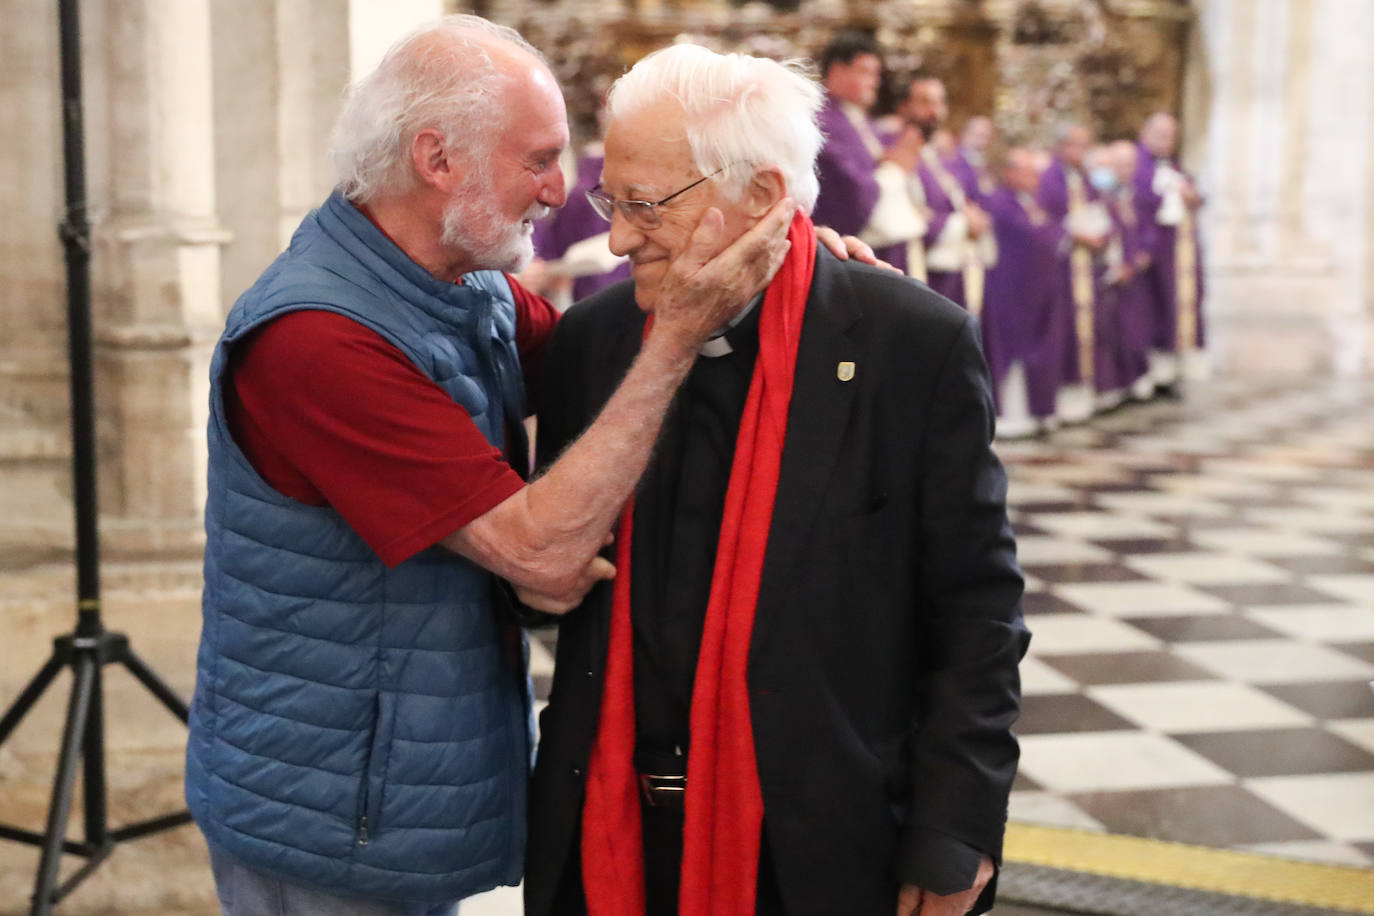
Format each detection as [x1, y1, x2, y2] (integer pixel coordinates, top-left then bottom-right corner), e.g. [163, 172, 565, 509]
[1007, 823, 1374, 913]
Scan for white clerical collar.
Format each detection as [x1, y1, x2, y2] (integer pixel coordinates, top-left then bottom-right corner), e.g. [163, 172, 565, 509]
[699, 292, 763, 358]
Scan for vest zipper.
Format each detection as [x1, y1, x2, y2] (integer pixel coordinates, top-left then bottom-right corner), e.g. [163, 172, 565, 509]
[357, 813, 370, 847]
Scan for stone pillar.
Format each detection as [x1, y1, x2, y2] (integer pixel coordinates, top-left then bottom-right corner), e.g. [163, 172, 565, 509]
[350, 0, 446, 77]
[90, 0, 229, 554]
[211, 0, 349, 307]
[0, 0, 70, 419]
[1187, 0, 1374, 377]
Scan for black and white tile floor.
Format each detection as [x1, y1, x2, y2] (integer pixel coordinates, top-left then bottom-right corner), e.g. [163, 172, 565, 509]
[999, 379, 1374, 873]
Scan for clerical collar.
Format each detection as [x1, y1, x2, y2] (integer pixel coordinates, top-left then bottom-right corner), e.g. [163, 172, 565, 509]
[699, 292, 763, 358]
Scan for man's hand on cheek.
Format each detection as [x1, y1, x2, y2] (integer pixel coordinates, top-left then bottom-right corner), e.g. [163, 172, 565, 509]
[648, 198, 795, 352]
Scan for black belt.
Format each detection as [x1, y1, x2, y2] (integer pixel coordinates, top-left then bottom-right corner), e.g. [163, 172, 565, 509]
[635, 748, 687, 810]
[638, 771, 686, 809]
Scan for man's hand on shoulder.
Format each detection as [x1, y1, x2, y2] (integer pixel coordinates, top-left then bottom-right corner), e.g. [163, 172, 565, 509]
[896, 855, 994, 916]
[815, 225, 902, 273]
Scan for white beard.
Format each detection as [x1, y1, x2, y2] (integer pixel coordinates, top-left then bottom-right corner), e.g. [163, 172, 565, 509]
[441, 177, 547, 274]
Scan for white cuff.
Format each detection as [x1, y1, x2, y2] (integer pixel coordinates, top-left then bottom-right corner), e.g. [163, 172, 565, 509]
[925, 211, 969, 272]
[858, 161, 928, 248]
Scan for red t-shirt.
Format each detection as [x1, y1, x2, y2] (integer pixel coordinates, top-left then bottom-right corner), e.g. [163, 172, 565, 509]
[224, 275, 559, 568]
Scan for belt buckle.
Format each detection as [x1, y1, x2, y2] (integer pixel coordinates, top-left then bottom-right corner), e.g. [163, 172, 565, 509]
[638, 772, 687, 808]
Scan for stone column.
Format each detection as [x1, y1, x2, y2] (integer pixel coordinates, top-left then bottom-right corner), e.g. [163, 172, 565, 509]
[1185, 0, 1374, 377]
[212, 0, 349, 306]
[0, 0, 69, 419]
[90, 0, 229, 554]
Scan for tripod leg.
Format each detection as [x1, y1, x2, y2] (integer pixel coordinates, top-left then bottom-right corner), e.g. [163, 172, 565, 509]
[29, 653, 95, 916]
[0, 656, 66, 747]
[81, 659, 106, 847]
[120, 649, 189, 722]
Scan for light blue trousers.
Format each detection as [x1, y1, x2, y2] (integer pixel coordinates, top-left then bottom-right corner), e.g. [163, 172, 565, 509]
[208, 844, 460, 916]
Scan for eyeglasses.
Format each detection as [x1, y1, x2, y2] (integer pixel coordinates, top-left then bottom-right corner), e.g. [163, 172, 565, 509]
[585, 165, 734, 230]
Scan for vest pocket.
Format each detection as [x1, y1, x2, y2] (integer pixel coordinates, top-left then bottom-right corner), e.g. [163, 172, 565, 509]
[356, 691, 393, 847]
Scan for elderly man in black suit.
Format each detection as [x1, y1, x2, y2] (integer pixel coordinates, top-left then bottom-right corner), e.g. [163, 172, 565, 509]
[522, 43, 1028, 916]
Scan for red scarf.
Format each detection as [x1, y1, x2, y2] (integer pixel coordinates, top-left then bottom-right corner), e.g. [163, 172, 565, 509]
[581, 213, 816, 916]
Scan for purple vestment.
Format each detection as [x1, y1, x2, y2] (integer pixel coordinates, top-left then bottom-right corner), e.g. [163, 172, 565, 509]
[813, 94, 882, 238]
[980, 187, 1066, 418]
[918, 163, 965, 307]
[1038, 158, 1106, 387]
[949, 149, 993, 206]
[1101, 185, 1156, 390]
[1133, 144, 1207, 352]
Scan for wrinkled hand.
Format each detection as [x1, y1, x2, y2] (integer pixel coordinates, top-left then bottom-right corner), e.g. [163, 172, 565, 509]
[815, 226, 902, 273]
[883, 123, 925, 173]
[896, 855, 995, 916]
[513, 555, 616, 615]
[650, 197, 796, 352]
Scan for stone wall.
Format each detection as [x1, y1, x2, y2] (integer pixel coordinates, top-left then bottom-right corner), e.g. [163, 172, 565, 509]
[1185, 0, 1374, 377]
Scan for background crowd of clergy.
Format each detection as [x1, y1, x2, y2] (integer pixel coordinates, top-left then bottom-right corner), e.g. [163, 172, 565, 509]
[521, 32, 1209, 439]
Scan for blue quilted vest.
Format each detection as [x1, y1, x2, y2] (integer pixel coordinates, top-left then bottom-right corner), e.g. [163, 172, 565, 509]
[186, 190, 532, 903]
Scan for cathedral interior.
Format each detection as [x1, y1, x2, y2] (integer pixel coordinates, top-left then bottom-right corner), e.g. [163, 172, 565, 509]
[2, 0, 1373, 913]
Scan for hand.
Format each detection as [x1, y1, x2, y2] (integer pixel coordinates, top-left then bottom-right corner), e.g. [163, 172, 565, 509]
[965, 204, 991, 240]
[815, 226, 902, 273]
[895, 855, 995, 916]
[649, 197, 795, 353]
[883, 124, 925, 173]
[513, 555, 616, 615]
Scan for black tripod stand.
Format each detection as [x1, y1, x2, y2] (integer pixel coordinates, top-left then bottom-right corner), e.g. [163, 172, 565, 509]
[0, 2, 194, 912]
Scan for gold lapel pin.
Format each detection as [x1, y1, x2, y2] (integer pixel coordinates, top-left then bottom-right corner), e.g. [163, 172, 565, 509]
[837, 361, 855, 382]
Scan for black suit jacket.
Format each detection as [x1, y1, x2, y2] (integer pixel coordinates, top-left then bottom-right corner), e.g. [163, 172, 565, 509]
[525, 248, 1028, 916]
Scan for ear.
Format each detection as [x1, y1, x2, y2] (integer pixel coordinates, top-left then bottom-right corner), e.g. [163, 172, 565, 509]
[410, 128, 460, 192]
[743, 167, 786, 219]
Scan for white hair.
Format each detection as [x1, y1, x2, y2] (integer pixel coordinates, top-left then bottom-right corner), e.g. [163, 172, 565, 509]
[328, 15, 544, 204]
[606, 44, 824, 214]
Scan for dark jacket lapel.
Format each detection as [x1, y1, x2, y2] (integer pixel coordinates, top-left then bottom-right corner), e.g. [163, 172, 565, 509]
[754, 249, 864, 639]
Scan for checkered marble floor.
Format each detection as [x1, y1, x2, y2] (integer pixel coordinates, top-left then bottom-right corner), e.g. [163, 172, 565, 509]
[1000, 378, 1374, 872]
[523, 377, 1374, 886]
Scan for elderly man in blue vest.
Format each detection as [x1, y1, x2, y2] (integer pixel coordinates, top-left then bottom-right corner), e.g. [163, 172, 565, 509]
[185, 15, 797, 915]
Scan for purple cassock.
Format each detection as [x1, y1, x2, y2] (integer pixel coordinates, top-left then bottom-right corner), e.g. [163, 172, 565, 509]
[917, 161, 966, 307]
[980, 187, 1066, 419]
[1102, 185, 1157, 391]
[1133, 144, 1206, 353]
[813, 95, 911, 272]
[1037, 157, 1105, 389]
[813, 94, 882, 238]
[948, 149, 993, 206]
[534, 152, 630, 301]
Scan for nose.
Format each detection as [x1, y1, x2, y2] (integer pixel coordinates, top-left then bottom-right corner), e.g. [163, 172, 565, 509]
[606, 209, 643, 258]
[540, 164, 568, 209]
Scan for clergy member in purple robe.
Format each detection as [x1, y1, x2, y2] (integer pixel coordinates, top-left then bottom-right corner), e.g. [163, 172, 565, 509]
[1101, 140, 1157, 401]
[894, 75, 994, 311]
[534, 146, 631, 306]
[1134, 112, 1207, 391]
[949, 116, 997, 205]
[981, 148, 1068, 437]
[1038, 123, 1110, 422]
[812, 32, 927, 278]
